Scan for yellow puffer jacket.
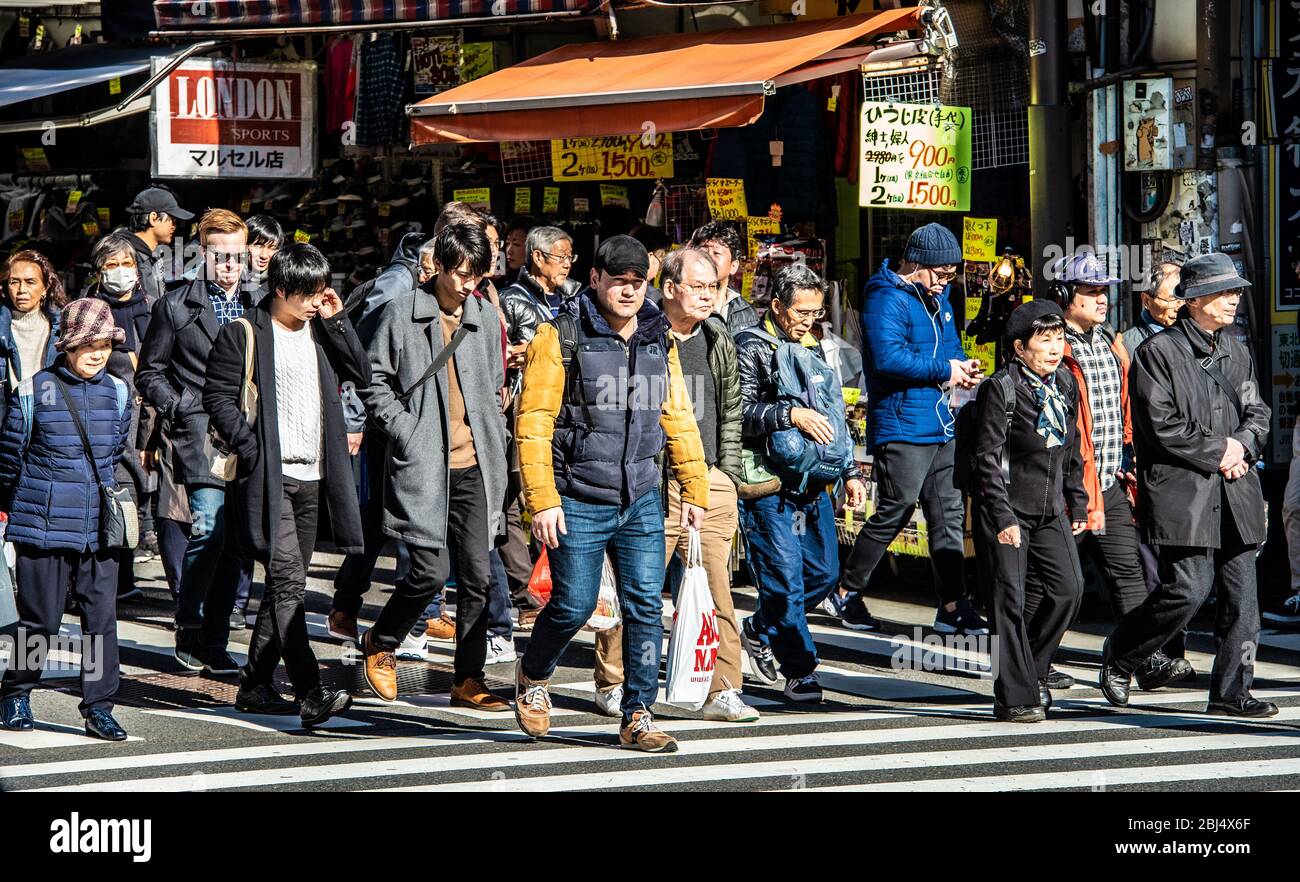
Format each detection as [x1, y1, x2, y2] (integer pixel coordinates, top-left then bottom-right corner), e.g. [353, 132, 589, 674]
[516, 321, 709, 515]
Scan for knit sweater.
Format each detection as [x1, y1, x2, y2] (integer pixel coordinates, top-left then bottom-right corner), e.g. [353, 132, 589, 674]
[10, 307, 50, 389]
[272, 321, 323, 481]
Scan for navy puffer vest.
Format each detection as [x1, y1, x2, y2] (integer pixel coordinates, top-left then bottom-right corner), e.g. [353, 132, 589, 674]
[552, 292, 669, 507]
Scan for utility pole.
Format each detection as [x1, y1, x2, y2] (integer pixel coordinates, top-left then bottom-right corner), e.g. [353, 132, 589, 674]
[1027, 0, 1073, 292]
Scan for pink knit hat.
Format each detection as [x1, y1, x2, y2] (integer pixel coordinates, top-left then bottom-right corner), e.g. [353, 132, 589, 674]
[56, 298, 126, 352]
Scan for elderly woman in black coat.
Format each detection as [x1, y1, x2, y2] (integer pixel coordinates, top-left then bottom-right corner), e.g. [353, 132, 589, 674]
[969, 301, 1089, 723]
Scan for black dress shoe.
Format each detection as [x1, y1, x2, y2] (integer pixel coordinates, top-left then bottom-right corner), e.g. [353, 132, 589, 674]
[234, 683, 299, 715]
[1207, 697, 1279, 718]
[1099, 639, 1131, 707]
[1166, 657, 1195, 684]
[1135, 650, 1178, 691]
[300, 687, 352, 727]
[994, 703, 1046, 723]
[84, 709, 128, 741]
[202, 649, 241, 676]
[2, 696, 34, 731]
[1039, 681, 1052, 711]
[1044, 666, 1075, 690]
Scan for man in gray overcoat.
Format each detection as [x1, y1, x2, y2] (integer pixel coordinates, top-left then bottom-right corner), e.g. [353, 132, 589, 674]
[358, 222, 510, 712]
[1101, 252, 1276, 718]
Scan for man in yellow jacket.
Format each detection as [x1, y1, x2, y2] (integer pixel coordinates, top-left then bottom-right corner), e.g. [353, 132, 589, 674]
[513, 236, 709, 753]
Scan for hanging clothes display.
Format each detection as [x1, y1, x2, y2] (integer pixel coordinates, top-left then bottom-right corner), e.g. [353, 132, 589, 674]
[324, 36, 358, 135]
[355, 33, 407, 147]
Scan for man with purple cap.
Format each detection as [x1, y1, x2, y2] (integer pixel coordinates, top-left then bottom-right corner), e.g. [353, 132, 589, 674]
[1049, 251, 1192, 695]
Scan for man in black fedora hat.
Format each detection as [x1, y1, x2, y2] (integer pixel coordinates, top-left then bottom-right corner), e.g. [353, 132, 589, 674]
[1100, 252, 1276, 717]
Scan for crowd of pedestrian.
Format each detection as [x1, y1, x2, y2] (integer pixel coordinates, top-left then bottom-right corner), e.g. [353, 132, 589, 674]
[0, 190, 1286, 748]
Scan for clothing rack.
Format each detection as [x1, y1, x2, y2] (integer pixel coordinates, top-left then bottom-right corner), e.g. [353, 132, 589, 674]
[0, 174, 97, 189]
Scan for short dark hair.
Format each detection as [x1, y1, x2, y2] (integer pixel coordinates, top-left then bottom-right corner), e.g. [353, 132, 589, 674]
[478, 211, 500, 234]
[268, 242, 331, 298]
[660, 248, 716, 287]
[771, 264, 826, 306]
[433, 222, 492, 277]
[631, 223, 671, 255]
[245, 214, 284, 249]
[506, 215, 537, 237]
[1012, 311, 1066, 348]
[689, 220, 744, 262]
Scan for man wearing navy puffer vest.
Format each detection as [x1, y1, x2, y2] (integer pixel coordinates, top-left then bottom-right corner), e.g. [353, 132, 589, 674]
[836, 223, 988, 636]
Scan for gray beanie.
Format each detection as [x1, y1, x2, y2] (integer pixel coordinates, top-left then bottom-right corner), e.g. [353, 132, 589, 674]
[903, 222, 962, 267]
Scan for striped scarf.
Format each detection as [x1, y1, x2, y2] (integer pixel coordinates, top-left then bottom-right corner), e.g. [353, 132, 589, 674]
[1017, 361, 1068, 449]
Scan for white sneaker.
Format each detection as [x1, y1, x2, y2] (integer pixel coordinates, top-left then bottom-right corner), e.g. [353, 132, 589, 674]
[395, 631, 427, 661]
[702, 689, 761, 722]
[593, 684, 624, 717]
[485, 634, 518, 665]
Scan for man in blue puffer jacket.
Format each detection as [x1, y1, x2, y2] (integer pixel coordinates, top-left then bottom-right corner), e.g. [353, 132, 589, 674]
[834, 223, 988, 636]
[0, 298, 132, 741]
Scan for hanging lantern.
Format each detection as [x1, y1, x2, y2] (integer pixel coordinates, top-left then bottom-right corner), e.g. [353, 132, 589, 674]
[989, 248, 1017, 295]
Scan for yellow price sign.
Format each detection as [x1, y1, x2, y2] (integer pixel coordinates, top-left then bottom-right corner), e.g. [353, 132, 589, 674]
[452, 187, 491, 210]
[97, 207, 110, 227]
[66, 190, 83, 214]
[514, 187, 531, 214]
[707, 178, 748, 220]
[542, 186, 559, 214]
[240, 199, 251, 214]
[746, 215, 780, 257]
[108, 77, 121, 96]
[551, 135, 673, 181]
[293, 229, 310, 243]
[962, 217, 998, 262]
[599, 184, 629, 208]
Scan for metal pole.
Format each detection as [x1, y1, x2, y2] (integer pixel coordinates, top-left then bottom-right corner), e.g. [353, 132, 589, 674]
[1027, 0, 1072, 292]
[1196, 0, 1231, 171]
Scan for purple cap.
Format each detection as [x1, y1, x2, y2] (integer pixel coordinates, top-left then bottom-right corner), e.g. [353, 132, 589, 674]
[1051, 252, 1121, 286]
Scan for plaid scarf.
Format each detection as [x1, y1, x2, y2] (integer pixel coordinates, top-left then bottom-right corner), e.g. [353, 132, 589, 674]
[1017, 361, 1068, 449]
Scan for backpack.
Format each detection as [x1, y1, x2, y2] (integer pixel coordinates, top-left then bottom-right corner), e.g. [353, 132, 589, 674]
[952, 367, 1075, 493]
[737, 326, 854, 492]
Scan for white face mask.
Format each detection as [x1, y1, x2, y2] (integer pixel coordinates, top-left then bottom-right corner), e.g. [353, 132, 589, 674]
[101, 266, 138, 295]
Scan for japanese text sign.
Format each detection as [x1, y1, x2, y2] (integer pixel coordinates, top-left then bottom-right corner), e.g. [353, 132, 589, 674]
[858, 101, 972, 212]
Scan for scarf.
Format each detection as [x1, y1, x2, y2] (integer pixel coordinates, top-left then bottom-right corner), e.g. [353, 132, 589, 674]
[1017, 360, 1068, 449]
[97, 285, 151, 353]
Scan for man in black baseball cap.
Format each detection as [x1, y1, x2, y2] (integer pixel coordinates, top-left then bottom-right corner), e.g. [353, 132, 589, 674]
[126, 185, 194, 303]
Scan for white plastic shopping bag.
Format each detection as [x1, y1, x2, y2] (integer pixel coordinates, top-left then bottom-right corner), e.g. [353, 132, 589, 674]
[665, 529, 719, 710]
[583, 553, 622, 631]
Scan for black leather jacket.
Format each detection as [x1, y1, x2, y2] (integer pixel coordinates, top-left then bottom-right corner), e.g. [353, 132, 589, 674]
[501, 266, 561, 345]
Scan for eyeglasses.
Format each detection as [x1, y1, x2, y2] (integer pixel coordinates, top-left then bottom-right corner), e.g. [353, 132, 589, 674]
[929, 265, 960, 282]
[781, 304, 826, 320]
[674, 281, 720, 296]
[541, 252, 577, 265]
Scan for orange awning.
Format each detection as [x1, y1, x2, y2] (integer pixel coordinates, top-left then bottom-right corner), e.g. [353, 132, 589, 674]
[409, 7, 926, 144]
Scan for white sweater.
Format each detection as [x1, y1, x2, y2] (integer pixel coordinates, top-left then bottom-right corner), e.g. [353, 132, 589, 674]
[271, 321, 323, 481]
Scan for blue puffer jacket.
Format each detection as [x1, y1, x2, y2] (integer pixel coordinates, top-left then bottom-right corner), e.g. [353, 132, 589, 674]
[0, 362, 130, 553]
[860, 261, 967, 447]
[0, 303, 61, 389]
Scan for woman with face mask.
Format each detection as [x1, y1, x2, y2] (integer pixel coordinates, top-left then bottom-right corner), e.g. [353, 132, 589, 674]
[88, 230, 156, 600]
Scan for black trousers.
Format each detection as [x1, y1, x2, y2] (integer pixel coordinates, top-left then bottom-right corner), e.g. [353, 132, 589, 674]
[2, 544, 120, 715]
[1109, 534, 1260, 703]
[975, 505, 1084, 708]
[498, 478, 538, 610]
[842, 440, 966, 604]
[371, 466, 491, 685]
[331, 437, 387, 617]
[244, 477, 322, 696]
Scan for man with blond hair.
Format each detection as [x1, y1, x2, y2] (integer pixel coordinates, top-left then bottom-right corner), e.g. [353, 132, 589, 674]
[138, 208, 254, 674]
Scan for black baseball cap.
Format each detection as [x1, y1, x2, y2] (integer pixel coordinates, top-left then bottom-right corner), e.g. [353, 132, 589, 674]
[127, 187, 194, 222]
[593, 235, 649, 280]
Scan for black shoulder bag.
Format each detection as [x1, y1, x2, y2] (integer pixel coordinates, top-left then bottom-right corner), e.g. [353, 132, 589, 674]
[53, 376, 138, 550]
[398, 324, 470, 406]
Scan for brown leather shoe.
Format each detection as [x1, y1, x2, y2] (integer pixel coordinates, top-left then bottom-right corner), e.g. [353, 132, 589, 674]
[425, 614, 456, 641]
[327, 609, 358, 642]
[450, 677, 511, 712]
[515, 607, 540, 632]
[619, 710, 678, 753]
[362, 630, 398, 702]
[514, 660, 551, 738]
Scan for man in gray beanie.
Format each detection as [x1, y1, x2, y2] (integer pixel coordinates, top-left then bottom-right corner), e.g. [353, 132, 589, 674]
[829, 223, 986, 635]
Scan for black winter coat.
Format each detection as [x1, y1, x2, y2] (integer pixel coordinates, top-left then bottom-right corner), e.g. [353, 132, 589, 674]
[202, 301, 371, 562]
[970, 365, 1089, 532]
[500, 266, 563, 346]
[1130, 317, 1269, 547]
[136, 278, 253, 489]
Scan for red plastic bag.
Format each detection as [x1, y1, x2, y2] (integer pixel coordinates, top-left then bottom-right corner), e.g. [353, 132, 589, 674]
[526, 547, 552, 608]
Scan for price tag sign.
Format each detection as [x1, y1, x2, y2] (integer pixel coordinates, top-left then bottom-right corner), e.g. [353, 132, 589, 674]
[66, 190, 83, 214]
[460, 42, 495, 83]
[82, 221, 100, 238]
[514, 187, 531, 214]
[542, 186, 560, 214]
[294, 229, 311, 243]
[97, 207, 110, 227]
[21, 147, 50, 172]
[551, 135, 673, 181]
[961, 290, 997, 377]
[858, 101, 972, 212]
[378, 203, 391, 217]
[746, 215, 780, 257]
[706, 178, 748, 220]
[240, 199, 252, 214]
[962, 217, 998, 261]
[599, 184, 629, 208]
[453, 187, 491, 210]
[109, 77, 122, 96]
[573, 197, 590, 214]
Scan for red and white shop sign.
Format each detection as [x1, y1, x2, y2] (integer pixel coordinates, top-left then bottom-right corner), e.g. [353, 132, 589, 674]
[151, 59, 317, 180]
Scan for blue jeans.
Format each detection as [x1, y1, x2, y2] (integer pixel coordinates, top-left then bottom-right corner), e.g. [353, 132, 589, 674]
[487, 549, 512, 638]
[740, 490, 838, 680]
[177, 487, 250, 651]
[522, 489, 665, 723]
